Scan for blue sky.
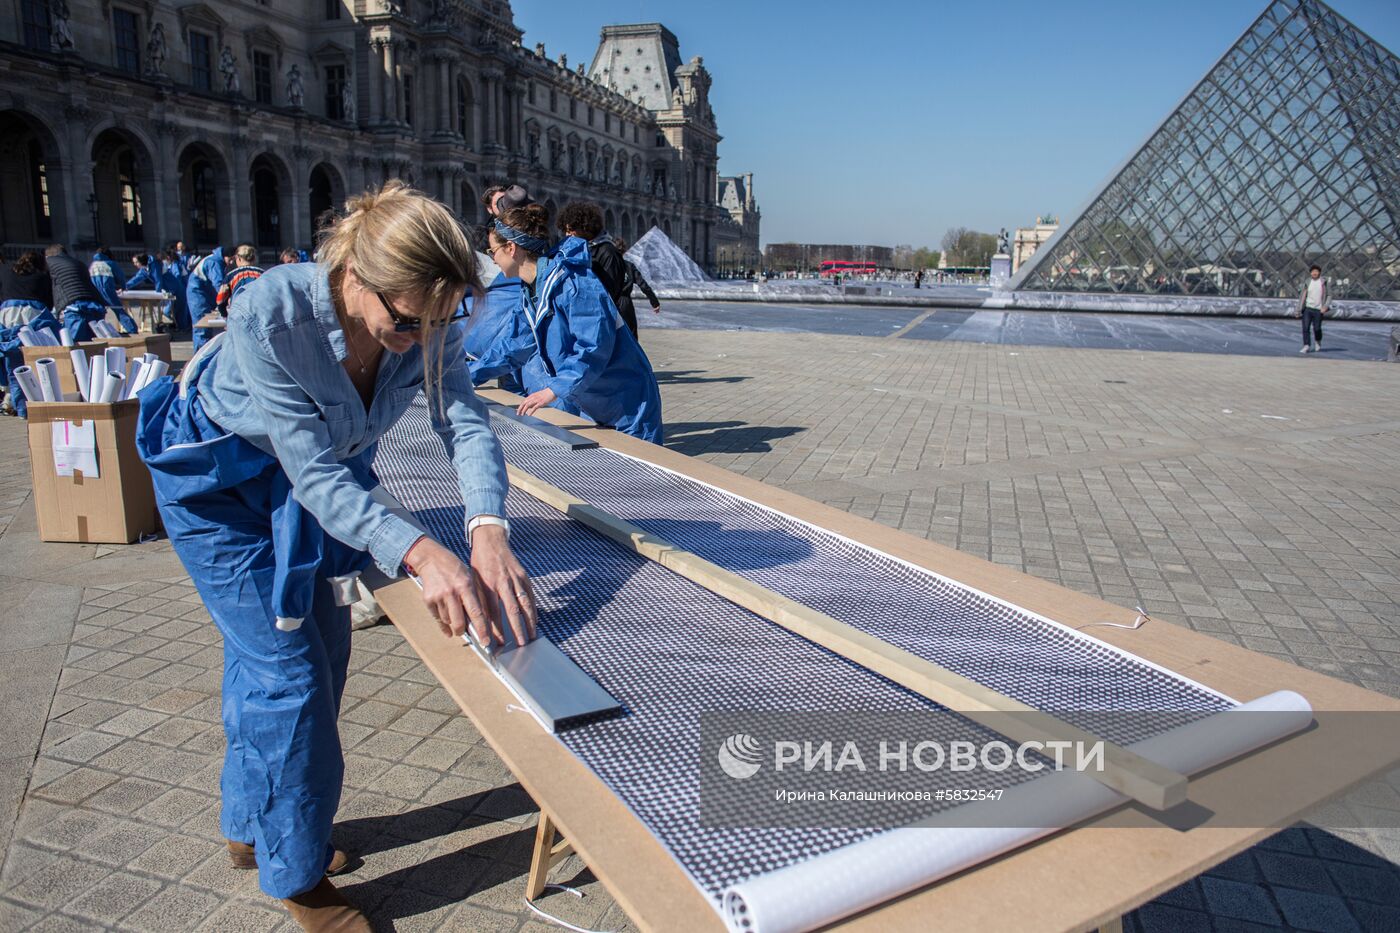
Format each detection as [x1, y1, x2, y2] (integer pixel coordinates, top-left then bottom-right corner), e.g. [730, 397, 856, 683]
[512, 1, 1400, 250]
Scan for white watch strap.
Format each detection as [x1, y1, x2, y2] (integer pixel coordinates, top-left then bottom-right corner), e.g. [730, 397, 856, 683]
[467, 514, 511, 539]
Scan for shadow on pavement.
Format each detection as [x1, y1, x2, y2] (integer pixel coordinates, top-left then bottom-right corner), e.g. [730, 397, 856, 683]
[664, 421, 806, 455]
[654, 369, 752, 385]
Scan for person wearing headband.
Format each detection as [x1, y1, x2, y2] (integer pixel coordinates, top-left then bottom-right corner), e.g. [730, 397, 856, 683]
[471, 204, 664, 443]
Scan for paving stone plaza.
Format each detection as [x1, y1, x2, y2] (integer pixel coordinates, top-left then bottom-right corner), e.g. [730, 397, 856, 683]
[1, 309, 1399, 931]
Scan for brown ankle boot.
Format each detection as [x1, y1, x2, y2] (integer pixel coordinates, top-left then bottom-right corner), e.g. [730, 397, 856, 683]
[282, 877, 371, 932]
[228, 840, 352, 875]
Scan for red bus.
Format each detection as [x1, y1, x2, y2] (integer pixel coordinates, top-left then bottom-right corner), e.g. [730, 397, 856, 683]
[819, 260, 876, 277]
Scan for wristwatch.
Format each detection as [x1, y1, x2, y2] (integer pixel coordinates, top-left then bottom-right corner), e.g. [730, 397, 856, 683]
[467, 514, 511, 540]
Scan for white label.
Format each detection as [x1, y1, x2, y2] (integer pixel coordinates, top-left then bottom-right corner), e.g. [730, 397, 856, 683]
[51, 420, 99, 478]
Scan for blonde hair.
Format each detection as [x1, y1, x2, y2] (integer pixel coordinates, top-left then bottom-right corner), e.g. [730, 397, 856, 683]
[234, 244, 257, 263]
[317, 181, 479, 409]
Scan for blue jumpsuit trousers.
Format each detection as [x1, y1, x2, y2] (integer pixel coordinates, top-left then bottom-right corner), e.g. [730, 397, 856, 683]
[137, 344, 370, 899]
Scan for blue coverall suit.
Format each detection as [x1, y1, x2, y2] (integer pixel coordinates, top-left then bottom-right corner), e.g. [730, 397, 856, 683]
[469, 237, 664, 443]
[136, 263, 509, 899]
[188, 249, 226, 350]
[88, 252, 140, 334]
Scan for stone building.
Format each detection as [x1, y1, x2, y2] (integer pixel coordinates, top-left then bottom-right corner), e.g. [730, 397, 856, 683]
[0, 1, 755, 269]
[1011, 217, 1058, 273]
[712, 172, 759, 274]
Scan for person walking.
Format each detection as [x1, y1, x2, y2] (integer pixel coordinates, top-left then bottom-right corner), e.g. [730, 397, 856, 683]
[472, 204, 664, 443]
[136, 182, 537, 931]
[1297, 264, 1329, 354]
[612, 238, 660, 341]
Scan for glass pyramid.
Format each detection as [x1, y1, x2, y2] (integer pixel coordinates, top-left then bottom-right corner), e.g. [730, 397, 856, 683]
[1015, 0, 1400, 301]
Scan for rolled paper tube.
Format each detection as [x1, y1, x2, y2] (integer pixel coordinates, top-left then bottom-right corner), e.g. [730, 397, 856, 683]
[70, 349, 92, 402]
[137, 359, 169, 390]
[103, 346, 127, 382]
[96, 370, 124, 404]
[17, 327, 37, 347]
[123, 360, 145, 400]
[41, 329, 60, 346]
[12, 366, 44, 403]
[34, 358, 61, 402]
[87, 356, 104, 408]
[142, 352, 158, 364]
[59, 329, 74, 347]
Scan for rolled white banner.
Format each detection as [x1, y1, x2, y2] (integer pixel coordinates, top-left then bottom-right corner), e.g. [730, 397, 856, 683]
[60, 329, 74, 347]
[103, 346, 127, 382]
[123, 360, 146, 400]
[12, 365, 45, 404]
[87, 357, 104, 407]
[17, 327, 37, 348]
[96, 370, 125, 404]
[34, 358, 61, 402]
[142, 352, 158, 365]
[721, 691, 1314, 933]
[70, 350, 92, 402]
[137, 359, 169, 391]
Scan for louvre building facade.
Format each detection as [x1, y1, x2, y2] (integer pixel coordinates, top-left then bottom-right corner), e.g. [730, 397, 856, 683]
[1014, 0, 1399, 302]
[0, 1, 755, 267]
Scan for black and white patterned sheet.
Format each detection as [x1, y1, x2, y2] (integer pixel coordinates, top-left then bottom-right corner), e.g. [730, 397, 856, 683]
[373, 402, 1235, 906]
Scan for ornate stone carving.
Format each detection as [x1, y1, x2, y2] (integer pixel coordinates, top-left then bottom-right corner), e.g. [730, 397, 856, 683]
[219, 45, 242, 95]
[286, 64, 305, 108]
[145, 22, 168, 77]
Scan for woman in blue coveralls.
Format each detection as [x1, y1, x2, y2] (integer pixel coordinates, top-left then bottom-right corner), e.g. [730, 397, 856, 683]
[137, 182, 538, 931]
[470, 204, 664, 443]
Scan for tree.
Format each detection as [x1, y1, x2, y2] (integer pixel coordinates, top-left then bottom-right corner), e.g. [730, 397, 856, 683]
[911, 247, 941, 269]
[941, 228, 998, 267]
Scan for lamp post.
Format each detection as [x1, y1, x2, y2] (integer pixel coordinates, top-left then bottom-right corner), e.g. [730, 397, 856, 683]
[87, 192, 100, 245]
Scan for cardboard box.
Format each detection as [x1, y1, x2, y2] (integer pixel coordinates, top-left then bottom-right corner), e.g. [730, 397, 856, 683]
[103, 332, 172, 363]
[20, 342, 108, 397]
[25, 398, 160, 544]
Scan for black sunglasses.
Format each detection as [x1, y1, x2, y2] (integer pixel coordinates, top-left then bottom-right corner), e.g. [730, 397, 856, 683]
[377, 292, 470, 333]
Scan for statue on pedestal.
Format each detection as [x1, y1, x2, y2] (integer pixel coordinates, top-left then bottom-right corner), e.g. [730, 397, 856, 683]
[219, 45, 241, 95]
[145, 22, 168, 77]
[51, 2, 75, 52]
[286, 65, 305, 108]
[341, 79, 356, 121]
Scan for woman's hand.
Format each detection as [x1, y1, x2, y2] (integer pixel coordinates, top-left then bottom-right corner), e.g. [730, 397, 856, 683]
[517, 387, 557, 418]
[467, 524, 538, 647]
[406, 536, 497, 645]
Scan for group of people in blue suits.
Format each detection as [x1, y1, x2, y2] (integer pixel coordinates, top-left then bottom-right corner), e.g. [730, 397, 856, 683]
[465, 190, 664, 444]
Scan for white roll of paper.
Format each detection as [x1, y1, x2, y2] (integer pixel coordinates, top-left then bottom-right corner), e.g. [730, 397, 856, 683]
[103, 346, 127, 382]
[96, 370, 125, 404]
[17, 327, 37, 347]
[87, 357, 103, 407]
[70, 350, 92, 402]
[34, 358, 61, 402]
[123, 360, 146, 400]
[12, 366, 44, 404]
[59, 329, 74, 347]
[721, 691, 1314, 933]
[137, 359, 169, 390]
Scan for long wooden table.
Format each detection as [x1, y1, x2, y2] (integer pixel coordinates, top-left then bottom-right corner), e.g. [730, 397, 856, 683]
[372, 388, 1400, 932]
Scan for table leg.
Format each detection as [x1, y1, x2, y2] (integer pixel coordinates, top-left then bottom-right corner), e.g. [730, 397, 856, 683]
[1098, 918, 1124, 933]
[527, 809, 576, 901]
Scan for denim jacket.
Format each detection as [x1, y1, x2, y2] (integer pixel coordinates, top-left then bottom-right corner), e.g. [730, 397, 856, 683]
[198, 262, 507, 577]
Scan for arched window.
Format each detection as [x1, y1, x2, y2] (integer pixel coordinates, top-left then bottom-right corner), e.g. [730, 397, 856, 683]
[117, 150, 143, 241]
[190, 160, 218, 245]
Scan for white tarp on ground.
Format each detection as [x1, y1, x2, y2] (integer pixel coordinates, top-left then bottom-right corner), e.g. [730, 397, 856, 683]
[625, 226, 709, 284]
